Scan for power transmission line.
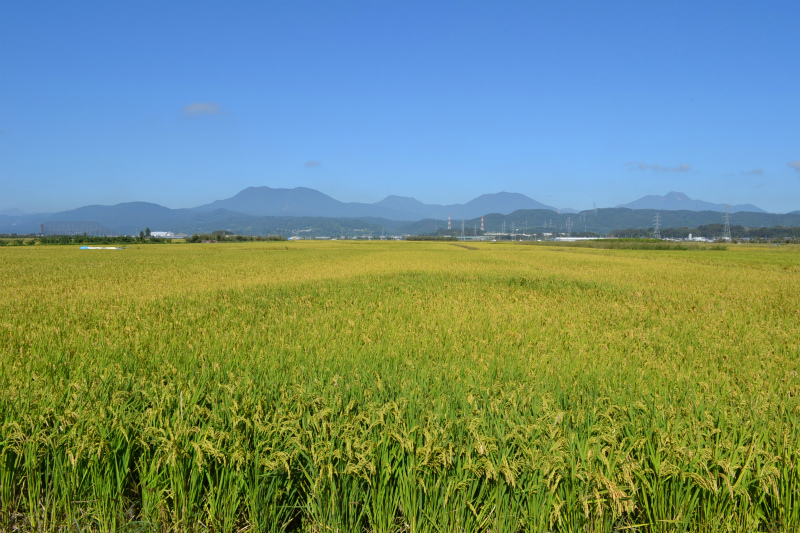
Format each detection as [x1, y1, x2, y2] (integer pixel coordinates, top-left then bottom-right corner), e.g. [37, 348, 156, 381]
[653, 213, 661, 240]
[722, 206, 731, 241]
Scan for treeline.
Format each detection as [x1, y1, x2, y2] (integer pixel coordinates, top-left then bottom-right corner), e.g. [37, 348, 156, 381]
[46, 235, 166, 244]
[1, 233, 287, 246]
[1, 235, 167, 246]
[185, 232, 287, 242]
[610, 224, 800, 241]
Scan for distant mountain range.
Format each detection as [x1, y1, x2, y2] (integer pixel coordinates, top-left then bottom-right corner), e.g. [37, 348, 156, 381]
[193, 186, 558, 220]
[1, 187, 794, 236]
[617, 191, 765, 213]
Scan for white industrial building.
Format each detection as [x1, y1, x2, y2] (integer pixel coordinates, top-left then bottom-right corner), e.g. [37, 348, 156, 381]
[150, 231, 188, 239]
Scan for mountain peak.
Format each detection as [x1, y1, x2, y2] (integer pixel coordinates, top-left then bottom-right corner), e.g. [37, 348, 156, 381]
[463, 192, 555, 212]
[376, 195, 425, 206]
[618, 192, 765, 213]
[665, 191, 690, 200]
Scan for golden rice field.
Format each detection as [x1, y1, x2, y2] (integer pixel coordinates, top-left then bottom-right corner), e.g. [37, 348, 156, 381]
[1, 240, 799, 532]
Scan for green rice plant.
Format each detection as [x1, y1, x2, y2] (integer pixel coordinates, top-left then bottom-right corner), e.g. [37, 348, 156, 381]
[203, 465, 247, 533]
[246, 468, 301, 533]
[365, 435, 402, 533]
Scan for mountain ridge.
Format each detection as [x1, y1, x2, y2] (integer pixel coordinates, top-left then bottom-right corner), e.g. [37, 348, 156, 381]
[192, 186, 558, 220]
[617, 191, 765, 213]
[1, 187, 791, 235]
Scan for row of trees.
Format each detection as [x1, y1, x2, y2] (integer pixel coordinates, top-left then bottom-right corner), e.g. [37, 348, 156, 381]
[1, 235, 162, 246]
[1, 228, 288, 246]
[610, 224, 800, 241]
[185, 231, 286, 242]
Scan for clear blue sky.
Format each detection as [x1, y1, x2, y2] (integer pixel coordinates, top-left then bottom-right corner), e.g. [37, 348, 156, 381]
[2, 0, 799, 214]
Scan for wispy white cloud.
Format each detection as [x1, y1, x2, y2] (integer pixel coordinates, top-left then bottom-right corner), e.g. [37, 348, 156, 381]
[789, 160, 800, 172]
[742, 168, 764, 175]
[181, 102, 224, 116]
[626, 161, 691, 172]
[305, 160, 322, 168]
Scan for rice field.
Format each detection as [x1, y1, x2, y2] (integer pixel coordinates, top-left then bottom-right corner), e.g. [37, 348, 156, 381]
[1, 240, 799, 532]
